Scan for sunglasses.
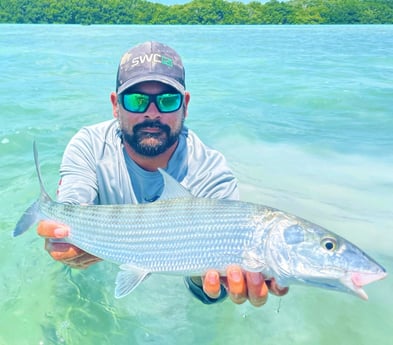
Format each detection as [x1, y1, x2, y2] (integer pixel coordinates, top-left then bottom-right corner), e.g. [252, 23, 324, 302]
[120, 92, 183, 113]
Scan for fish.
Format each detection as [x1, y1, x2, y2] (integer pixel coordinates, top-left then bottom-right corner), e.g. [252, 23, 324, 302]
[13, 142, 387, 300]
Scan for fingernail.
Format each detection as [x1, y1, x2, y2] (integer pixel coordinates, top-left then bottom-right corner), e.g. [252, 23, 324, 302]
[229, 268, 242, 282]
[249, 272, 263, 285]
[54, 227, 68, 238]
[206, 271, 219, 284]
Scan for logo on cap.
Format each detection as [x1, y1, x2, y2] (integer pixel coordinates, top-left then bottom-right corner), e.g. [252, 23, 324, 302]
[130, 53, 173, 68]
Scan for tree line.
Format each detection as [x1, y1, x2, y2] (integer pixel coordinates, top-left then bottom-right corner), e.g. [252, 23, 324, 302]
[1, 0, 392, 24]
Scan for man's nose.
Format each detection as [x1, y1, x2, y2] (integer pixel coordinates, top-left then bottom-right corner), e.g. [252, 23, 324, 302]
[144, 101, 161, 119]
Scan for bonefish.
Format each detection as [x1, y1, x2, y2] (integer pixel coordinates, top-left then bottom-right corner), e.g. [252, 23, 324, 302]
[13, 143, 387, 299]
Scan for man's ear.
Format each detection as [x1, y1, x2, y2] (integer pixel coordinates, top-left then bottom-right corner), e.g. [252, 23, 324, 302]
[183, 91, 190, 118]
[110, 92, 119, 118]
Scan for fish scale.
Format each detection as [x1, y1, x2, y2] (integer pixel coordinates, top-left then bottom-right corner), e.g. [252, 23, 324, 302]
[42, 198, 261, 273]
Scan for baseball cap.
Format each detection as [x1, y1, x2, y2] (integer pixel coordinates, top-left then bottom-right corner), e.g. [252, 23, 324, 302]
[116, 41, 186, 94]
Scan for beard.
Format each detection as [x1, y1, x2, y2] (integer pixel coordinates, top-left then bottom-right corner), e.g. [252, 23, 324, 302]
[121, 119, 184, 157]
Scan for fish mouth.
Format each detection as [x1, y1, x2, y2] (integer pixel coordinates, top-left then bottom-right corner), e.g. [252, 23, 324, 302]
[341, 271, 387, 300]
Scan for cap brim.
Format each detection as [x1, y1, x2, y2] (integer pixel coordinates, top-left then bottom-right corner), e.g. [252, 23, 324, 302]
[117, 74, 185, 94]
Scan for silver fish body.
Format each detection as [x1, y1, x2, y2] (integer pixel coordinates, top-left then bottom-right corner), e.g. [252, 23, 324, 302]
[45, 198, 268, 273]
[13, 143, 387, 299]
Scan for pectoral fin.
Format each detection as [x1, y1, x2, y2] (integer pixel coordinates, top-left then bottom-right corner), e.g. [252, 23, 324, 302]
[115, 264, 151, 298]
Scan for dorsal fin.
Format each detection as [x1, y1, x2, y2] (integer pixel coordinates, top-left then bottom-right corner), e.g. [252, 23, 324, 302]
[157, 168, 193, 200]
[33, 141, 52, 202]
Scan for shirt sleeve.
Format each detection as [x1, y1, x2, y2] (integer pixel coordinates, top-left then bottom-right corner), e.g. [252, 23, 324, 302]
[56, 128, 99, 205]
[182, 130, 239, 201]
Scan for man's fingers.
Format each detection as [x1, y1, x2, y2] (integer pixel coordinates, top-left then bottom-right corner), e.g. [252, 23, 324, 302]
[37, 220, 69, 238]
[245, 272, 269, 307]
[63, 254, 102, 269]
[266, 278, 289, 296]
[38, 222, 101, 270]
[45, 239, 82, 261]
[45, 239, 102, 268]
[226, 265, 247, 304]
[203, 270, 222, 299]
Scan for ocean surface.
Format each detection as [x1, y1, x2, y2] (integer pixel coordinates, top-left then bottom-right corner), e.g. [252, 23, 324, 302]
[0, 24, 392, 345]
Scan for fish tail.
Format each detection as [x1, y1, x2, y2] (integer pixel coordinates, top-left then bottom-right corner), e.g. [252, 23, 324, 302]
[13, 142, 53, 237]
[33, 141, 52, 203]
[13, 200, 40, 237]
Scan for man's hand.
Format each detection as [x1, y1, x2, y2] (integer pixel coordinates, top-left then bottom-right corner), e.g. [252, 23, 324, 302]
[202, 266, 289, 307]
[37, 220, 101, 269]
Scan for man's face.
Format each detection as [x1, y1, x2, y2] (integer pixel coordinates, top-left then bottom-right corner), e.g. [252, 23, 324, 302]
[116, 81, 188, 157]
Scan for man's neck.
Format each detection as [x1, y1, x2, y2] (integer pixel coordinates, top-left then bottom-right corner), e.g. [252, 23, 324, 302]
[123, 141, 178, 172]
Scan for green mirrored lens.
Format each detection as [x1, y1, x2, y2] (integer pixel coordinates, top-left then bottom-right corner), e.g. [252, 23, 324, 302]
[156, 93, 182, 112]
[123, 94, 150, 113]
[122, 93, 182, 113]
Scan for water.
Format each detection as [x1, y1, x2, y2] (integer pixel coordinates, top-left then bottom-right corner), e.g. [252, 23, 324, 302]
[1, 24, 392, 344]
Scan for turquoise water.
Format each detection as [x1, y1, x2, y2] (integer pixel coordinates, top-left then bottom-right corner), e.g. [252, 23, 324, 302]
[1, 24, 392, 344]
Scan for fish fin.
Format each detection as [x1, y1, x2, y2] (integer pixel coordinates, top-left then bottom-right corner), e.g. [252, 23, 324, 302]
[13, 141, 53, 237]
[13, 200, 40, 237]
[157, 168, 193, 200]
[115, 264, 151, 299]
[33, 141, 52, 203]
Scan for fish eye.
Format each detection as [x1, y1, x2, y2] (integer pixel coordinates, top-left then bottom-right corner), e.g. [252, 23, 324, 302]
[321, 237, 337, 252]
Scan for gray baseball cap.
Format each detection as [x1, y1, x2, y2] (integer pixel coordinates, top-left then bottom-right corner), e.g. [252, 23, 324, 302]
[116, 41, 186, 94]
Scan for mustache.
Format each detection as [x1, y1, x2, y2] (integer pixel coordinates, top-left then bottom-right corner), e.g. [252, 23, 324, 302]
[133, 120, 170, 134]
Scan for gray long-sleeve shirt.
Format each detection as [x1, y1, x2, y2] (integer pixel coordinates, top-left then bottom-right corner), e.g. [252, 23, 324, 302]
[57, 119, 239, 205]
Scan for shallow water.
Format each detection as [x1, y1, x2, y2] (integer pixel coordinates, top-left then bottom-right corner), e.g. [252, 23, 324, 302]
[0, 24, 392, 344]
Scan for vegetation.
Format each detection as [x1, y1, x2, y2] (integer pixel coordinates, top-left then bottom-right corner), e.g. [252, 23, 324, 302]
[0, 0, 392, 24]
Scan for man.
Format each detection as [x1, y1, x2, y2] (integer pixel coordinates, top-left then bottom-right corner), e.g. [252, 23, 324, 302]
[38, 41, 288, 306]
